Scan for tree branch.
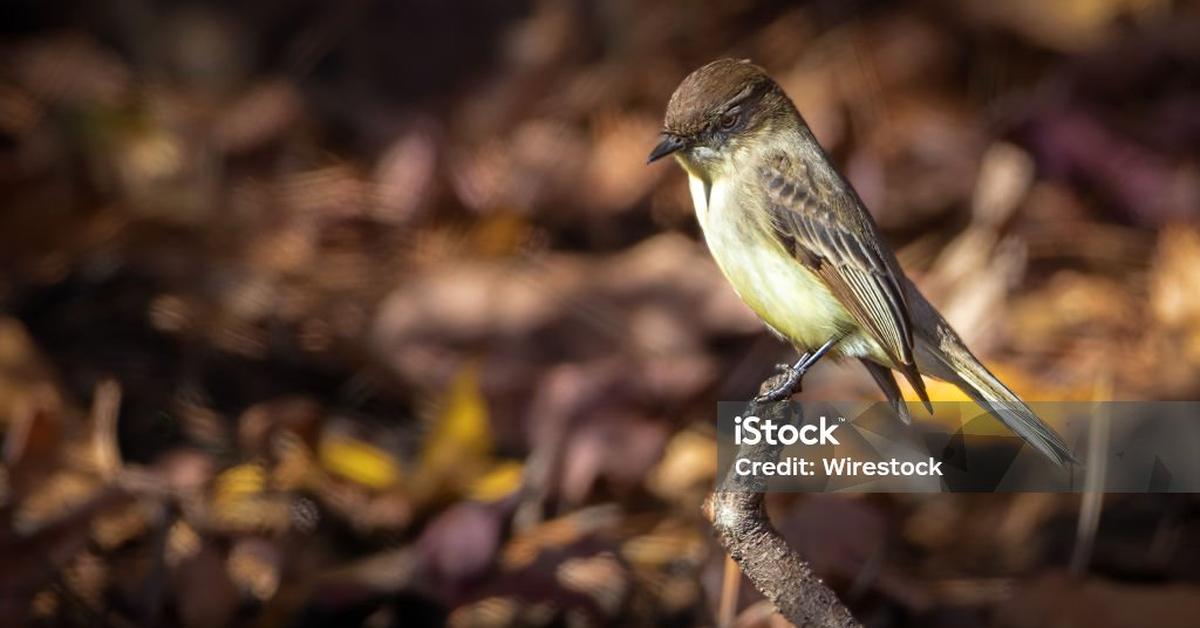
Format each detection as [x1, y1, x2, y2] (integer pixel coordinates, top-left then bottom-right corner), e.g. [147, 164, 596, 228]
[705, 373, 863, 628]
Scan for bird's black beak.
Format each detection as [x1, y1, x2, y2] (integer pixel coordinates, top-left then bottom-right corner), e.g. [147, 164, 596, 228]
[647, 133, 687, 164]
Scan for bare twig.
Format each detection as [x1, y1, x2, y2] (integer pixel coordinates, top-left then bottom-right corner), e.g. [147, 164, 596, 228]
[1071, 373, 1113, 576]
[705, 373, 862, 628]
[717, 555, 740, 628]
[90, 379, 123, 480]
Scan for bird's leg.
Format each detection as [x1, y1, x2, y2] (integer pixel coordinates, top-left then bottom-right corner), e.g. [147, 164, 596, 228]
[797, 336, 838, 371]
[753, 337, 840, 404]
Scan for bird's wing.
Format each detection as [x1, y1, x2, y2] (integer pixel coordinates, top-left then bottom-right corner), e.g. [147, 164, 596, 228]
[761, 152, 930, 408]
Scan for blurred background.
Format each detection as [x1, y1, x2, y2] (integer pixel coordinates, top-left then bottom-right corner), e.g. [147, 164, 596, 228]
[2, 0, 1200, 626]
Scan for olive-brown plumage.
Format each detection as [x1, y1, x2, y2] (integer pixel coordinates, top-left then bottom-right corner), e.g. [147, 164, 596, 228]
[650, 59, 1075, 466]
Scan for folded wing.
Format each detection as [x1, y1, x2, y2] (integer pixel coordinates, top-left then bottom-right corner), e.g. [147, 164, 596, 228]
[761, 153, 931, 410]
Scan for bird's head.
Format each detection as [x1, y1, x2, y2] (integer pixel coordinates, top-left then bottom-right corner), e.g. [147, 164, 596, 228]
[647, 58, 793, 177]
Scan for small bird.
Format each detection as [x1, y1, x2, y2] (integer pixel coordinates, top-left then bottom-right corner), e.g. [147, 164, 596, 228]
[648, 59, 1074, 466]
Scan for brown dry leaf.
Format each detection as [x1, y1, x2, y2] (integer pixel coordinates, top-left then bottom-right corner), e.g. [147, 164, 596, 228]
[583, 110, 662, 213]
[2, 384, 65, 479]
[372, 258, 578, 386]
[371, 120, 439, 225]
[12, 471, 99, 534]
[9, 35, 131, 106]
[90, 500, 151, 550]
[0, 84, 43, 137]
[214, 79, 302, 154]
[501, 504, 622, 571]
[171, 540, 241, 628]
[555, 552, 629, 616]
[1011, 272, 1139, 346]
[277, 164, 371, 222]
[962, 0, 1167, 51]
[60, 550, 107, 610]
[852, 93, 984, 228]
[619, 519, 709, 612]
[923, 143, 1035, 331]
[0, 484, 127, 619]
[646, 427, 717, 506]
[0, 317, 61, 429]
[244, 225, 319, 277]
[597, 233, 761, 335]
[239, 396, 323, 455]
[165, 520, 203, 569]
[316, 478, 411, 533]
[994, 493, 1063, 570]
[1150, 226, 1200, 361]
[270, 431, 323, 492]
[227, 538, 281, 602]
[317, 546, 418, 597]
[558, 414, 669, 506]
[446, 596, 522, 628]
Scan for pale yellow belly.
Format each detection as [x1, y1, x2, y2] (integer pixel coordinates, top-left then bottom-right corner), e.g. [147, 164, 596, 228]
[690, 173, 887, 361]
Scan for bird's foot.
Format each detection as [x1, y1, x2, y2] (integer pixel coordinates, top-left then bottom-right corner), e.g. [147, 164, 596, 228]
[754, 359, 808, 404]
[751, 339, 839, 404]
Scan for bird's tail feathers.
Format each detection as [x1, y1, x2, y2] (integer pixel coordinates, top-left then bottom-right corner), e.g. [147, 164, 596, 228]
[898, 361, 933, 414]
[921, 342, 1077, 467]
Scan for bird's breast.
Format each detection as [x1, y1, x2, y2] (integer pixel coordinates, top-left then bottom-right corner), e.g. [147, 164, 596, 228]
[690, 173, 875, 357]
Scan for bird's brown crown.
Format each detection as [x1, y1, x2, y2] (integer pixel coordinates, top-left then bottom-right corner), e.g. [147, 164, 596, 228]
[663, 58, 774, 137]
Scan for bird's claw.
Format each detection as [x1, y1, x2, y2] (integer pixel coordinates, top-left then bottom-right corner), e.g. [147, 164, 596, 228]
[754, 360, 807, 404]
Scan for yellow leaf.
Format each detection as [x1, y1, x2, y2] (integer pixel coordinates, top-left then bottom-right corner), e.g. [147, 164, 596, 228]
[212, 462, 290, 533]
[468, 460, 523, 502]
[318, 434, 402, 490]
[415, 362, 493, 502]
[215, 463, 267, 501]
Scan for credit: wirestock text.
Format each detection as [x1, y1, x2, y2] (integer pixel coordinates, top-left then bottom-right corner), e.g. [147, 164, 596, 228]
[734, 457, 944, 477]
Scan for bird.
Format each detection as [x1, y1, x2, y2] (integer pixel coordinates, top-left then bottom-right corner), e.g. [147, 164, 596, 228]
[647, 58, 1074, 466]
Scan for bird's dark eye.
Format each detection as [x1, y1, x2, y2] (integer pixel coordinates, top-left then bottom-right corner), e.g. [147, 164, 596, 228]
[719, 110, 739, 130]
